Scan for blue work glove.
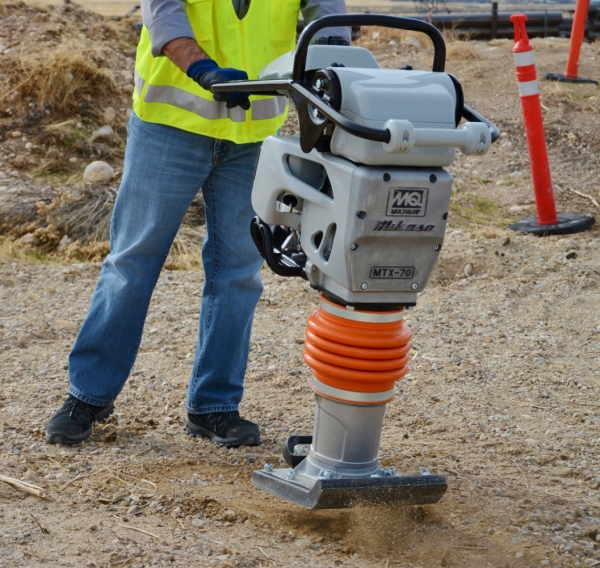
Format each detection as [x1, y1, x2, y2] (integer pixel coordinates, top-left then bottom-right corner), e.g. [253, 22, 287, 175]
[315, 36, 350, 46]
[186, 58, 251, 111]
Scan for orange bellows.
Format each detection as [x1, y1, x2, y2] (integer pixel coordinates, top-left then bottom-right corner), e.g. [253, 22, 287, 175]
[303, 298, 411, 405]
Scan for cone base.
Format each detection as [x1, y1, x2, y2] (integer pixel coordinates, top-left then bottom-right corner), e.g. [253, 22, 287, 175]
[509, 213, 595, 236]
[545, 72, 598, 85]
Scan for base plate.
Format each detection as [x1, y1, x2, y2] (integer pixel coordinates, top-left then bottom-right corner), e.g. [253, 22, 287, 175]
[508, 213, 595, 236]
[253, 469, 447, 509]
[545, 73, 598, 85]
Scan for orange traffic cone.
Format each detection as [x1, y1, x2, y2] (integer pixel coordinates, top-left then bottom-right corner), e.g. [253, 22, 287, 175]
[546, 0, 598, 84]
[508, 15, 595, 236]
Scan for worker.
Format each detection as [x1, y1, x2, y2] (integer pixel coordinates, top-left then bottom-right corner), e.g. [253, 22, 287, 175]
[46, 0, 350, 447]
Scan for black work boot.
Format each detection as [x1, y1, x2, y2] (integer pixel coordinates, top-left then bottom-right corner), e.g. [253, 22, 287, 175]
[46, 395, 114, 444]
[185, 411, 260, 447]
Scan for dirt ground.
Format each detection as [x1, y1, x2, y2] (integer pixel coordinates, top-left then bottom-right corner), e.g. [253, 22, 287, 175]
[2, 2, 600, 567]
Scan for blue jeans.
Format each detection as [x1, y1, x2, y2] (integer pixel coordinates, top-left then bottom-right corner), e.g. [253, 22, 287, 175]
[68, 113, 264, 414]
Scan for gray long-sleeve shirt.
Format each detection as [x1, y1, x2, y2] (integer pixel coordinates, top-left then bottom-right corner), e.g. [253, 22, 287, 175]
[142, 0, 350, 57]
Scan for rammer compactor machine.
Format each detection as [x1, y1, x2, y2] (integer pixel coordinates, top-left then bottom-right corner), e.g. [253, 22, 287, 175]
[213, 14, 499, 509]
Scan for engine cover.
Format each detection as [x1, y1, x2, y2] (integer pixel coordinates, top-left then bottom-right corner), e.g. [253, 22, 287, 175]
[251, 136, 452, 305]
[330, 68, 459, 167]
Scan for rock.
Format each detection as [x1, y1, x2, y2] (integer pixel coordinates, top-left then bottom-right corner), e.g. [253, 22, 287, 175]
[223, 510, 237, 522]
[464, 263, 473, 277]
[521, 266, 536, 275]
[24, 469, 36, 481]
[192, 518, 206, 528]
[12, 154, 26, 169]
[84, 161, 114, 184]
[509, 205, 528, 213]
[245, 454, 257, 464]
[552, 524, 564, 531]
[127, 505, 140, 515]
[18, 233, 35, 245]
[56, 235, 73, 252]
[103, 107, 116, 123]
[11, 131, 22, 138]
[89, 125, 114, 145]
[566, 251, 577, 260]
[403, 36, 421, 49]
[558, 238, 579, 249]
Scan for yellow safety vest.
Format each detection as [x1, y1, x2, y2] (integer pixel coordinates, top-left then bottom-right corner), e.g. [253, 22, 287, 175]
[133, 0, 300, 143]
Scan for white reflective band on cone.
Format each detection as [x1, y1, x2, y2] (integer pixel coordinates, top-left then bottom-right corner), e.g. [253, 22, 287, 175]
[320, 300, 405, 323]
[518, 80, 539, 96]
[513, 51, 535, 67]
[310, 376, 396, 404]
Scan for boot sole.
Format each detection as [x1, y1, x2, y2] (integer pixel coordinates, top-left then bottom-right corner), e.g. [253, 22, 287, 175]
[46, 403, 115, 445]
[184, 420, 260, 448]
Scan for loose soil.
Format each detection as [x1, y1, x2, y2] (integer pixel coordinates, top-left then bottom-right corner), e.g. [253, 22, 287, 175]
[1, 2, 600, 568]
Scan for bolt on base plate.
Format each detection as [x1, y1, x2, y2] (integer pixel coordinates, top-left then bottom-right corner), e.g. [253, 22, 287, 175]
[545, 73, 598, 85]
[508, 213, 595, 236]
[252, 468, 447, 509]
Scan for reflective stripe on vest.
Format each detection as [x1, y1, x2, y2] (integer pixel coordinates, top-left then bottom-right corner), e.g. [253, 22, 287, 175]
[136, 71, 287, 123]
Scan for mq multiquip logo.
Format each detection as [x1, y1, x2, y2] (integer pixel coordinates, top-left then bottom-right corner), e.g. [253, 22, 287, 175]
[386, 188, 428, 217]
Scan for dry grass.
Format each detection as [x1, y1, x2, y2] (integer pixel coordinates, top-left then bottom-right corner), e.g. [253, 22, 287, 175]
[0, 238, 51, 264]
[446, 40, 486, 61]
[355, 26, 435, 51]
[0, 228, 204, 269]
[39, 185, 117, 242]
[1, 39, 116, 120]
[1, 185, 115, 244]
[164, 226, 204, 271]
[0, 182, 205, 269]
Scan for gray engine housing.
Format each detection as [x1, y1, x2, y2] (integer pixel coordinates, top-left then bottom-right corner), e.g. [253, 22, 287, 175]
[252, 136, 452, 305]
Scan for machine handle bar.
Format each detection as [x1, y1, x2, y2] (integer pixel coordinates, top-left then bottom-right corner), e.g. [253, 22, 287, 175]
[463, 104, 500, 142]
[293, 14, 446, 79]
[212, 78, 390, 142]
[211, 14, 498, 144]
[211, 79, 500, 143]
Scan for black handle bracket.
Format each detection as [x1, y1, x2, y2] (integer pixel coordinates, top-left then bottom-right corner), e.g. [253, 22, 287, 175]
[211, 14, 499, 150]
